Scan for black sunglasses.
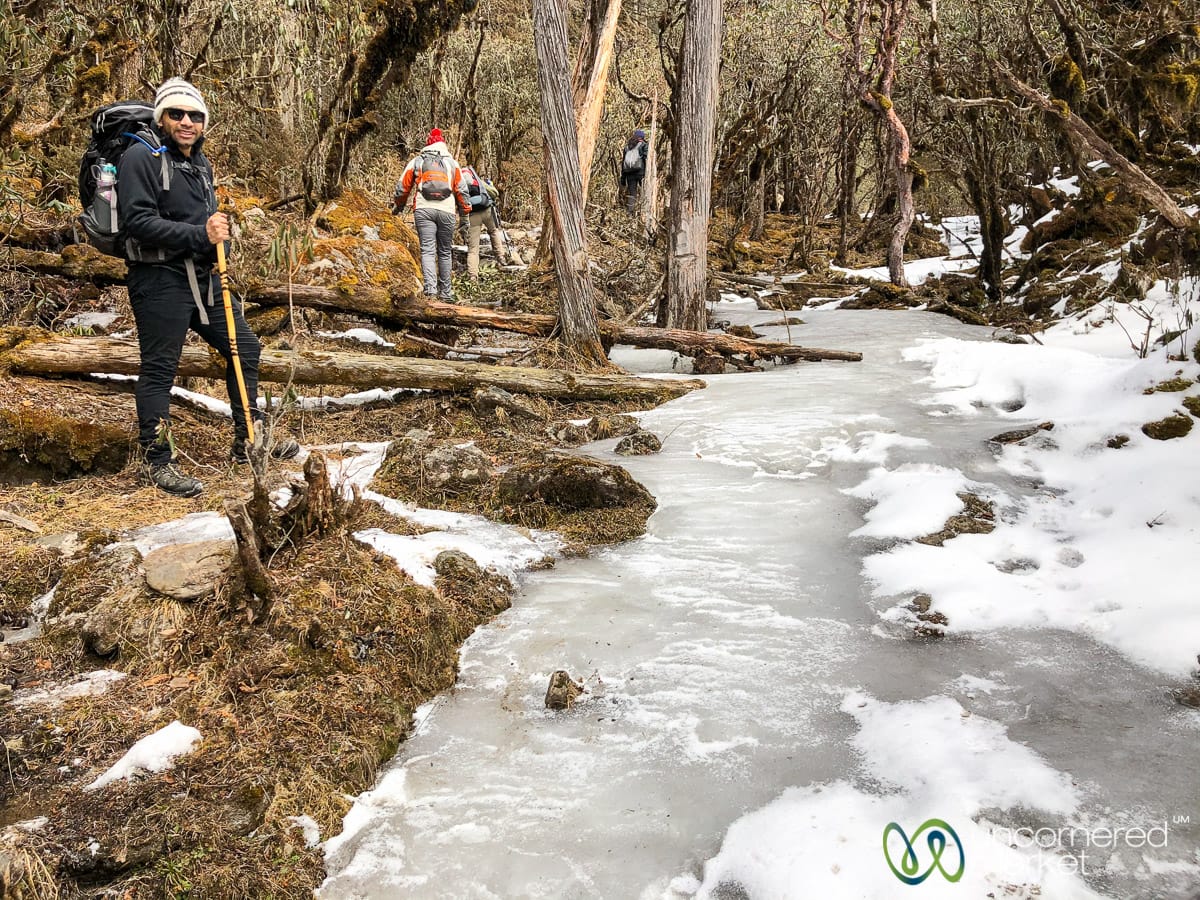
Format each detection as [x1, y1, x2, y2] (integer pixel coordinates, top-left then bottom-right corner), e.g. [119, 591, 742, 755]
[165, 108, 205, 124]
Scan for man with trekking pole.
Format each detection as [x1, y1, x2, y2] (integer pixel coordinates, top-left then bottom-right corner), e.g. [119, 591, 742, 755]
[119, 77, 298, 497]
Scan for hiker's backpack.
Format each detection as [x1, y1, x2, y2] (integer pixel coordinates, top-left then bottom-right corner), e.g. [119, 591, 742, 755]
[77, 101, 167, 256]
[415, 149, 453, 201]
[462, 166, 491, 210]
[622, 141, 645, 175]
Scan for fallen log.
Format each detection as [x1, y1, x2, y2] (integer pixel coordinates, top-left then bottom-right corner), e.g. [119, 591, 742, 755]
[248, 284, 863, 363]
[2, 332, 705, 404]
[3, 249, 863, 362]
[1, 244, 128, 283]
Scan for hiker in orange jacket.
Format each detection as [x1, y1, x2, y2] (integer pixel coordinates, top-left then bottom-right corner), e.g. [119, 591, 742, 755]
[392, 128, 473, 301]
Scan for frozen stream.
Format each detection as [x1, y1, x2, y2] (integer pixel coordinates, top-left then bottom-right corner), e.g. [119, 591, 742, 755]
[321, 305, 1199, 899]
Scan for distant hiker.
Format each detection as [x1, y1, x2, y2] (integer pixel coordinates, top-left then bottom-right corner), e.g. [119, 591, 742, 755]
[460, 164, 518, 279]
[619, 128, 648, 215]
[391, 128, 473, 300]
[118, 77, 298, 498]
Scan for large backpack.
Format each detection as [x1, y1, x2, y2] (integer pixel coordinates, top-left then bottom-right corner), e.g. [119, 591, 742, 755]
[77, 100, 167, 257]
[622, 141, 645, 175]
[415, 149, 453, 201]
[462, 166, 491, 210]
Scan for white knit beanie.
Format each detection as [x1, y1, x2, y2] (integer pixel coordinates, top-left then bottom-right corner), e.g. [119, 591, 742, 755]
[153, 77, 209, 125]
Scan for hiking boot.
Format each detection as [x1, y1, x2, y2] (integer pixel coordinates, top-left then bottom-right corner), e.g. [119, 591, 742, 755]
[145, 462, 204, 497]
[231, 436, 301, 464]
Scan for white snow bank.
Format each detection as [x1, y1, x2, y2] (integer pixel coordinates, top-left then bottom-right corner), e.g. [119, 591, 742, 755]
[356, 490, 558, 587]
[85, 720, 202, 791]
[864, 325, 1200, 675]
[831, 255, 977, 286]
[679, 692, 1103, 900]
[844, 464, 974, 539]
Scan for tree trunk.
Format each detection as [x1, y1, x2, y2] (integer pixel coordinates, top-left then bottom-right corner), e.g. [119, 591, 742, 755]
[532, 0, 607, 365]
[748, 150, 767, 242]
[642, 88, 660, 240]
[573, 0, 622, 201]
[2, 332, 705, 403]
[663, 0, 723, 331]
[877, 103, 914, 287]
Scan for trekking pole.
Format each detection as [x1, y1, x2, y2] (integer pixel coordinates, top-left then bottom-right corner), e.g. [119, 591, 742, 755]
[214, 221, 255, 446]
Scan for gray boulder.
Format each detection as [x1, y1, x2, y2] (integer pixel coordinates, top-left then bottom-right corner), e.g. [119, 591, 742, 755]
[143, 539, 236, 601]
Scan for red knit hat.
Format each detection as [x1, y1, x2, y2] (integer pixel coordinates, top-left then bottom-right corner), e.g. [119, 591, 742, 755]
[427, 128, 444, 145]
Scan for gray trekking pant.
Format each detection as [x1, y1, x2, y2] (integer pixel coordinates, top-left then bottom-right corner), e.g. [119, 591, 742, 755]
[414, 207, 457, 299]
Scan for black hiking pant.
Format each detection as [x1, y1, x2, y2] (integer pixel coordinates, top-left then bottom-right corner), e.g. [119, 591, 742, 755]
[620, 173, 643, 215]
[128, 264, 261, 466]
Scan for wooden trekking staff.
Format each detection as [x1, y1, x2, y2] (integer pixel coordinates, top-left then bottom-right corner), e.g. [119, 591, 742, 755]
[215, 230, 255, 445]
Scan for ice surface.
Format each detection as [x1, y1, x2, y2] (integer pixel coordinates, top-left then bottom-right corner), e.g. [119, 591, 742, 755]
[321, 305, 1200, 900]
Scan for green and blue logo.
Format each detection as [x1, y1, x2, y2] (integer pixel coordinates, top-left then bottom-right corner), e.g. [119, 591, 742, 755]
[883, 818, 966, 885]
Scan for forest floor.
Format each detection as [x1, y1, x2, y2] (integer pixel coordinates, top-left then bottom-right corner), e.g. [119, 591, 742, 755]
[0, 173, 1194, 896]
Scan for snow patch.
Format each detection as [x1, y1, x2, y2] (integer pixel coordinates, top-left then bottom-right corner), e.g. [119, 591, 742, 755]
[85, 721, 202, 791]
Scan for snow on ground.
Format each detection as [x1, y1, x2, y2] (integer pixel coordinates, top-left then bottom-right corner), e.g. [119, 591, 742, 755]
[317, 328, 395, 348]
[11, 669, 126, 708]
[85, 720, 202, 791]
[128, 511, 235, 556]
[675, 692, 1107, 900]
[830, 255, 978, 285]
[854, 275, 1200, 675]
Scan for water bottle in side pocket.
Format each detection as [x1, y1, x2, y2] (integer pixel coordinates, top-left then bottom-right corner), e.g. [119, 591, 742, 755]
[91, 162, 118, 232]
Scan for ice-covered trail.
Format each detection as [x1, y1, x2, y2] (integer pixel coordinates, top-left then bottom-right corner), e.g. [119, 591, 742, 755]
[321, 306, 1198, 900]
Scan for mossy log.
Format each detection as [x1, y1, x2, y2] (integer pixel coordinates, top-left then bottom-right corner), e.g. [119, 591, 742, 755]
[0, 243, 128, 283]
[1, 330, 706, 403]
[3, 249, 863, 362]
[248, 284, 863, 363]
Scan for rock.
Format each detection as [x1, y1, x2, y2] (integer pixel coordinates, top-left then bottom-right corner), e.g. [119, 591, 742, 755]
[143, 539, 235, 601]
[1107, 434, 1131, 449]
[615, 430, 662, 456]
[546, 421, 593, 447]
[988, 422, 1054, 445]
[1149, 377, 1194, 393]
[692, 353, 726, 375]
[471, 386, 543, 422]
[917, 493, 995, 546]
[421, 443, 496, 492]
[433, 549, 482, 581]
[992, 331, 1028, 345]
[496, 455, 654, 511]
[994, 557, 1039, 573]
[547, 415, 639, 447]
[723, 324, 762, 339]
[76, 546, 151, 658]
[589, 415, 640, 440]
[33, 531, 84, 556]
[760, 316, 805, 326]
[906, 594, 949, 637]
[545, 670, 583, 710]
[1141, 413, 1193, 441]
[1172, 685, 1200, 709]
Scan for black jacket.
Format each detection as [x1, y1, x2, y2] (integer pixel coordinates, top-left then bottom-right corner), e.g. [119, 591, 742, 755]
[118, 132, 219, 268]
